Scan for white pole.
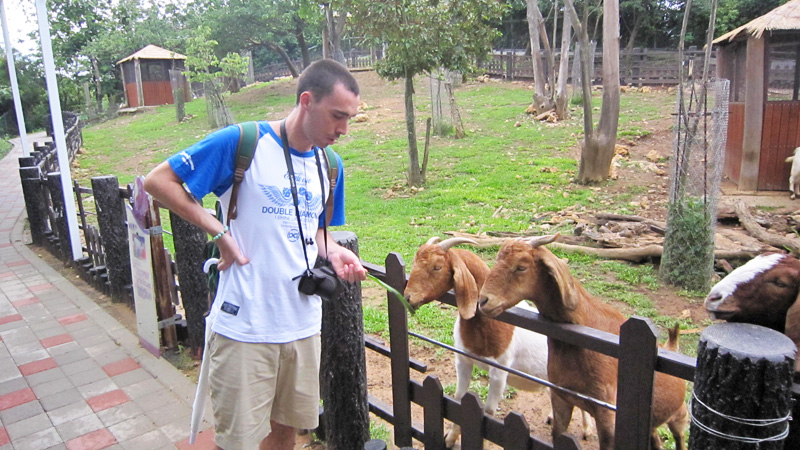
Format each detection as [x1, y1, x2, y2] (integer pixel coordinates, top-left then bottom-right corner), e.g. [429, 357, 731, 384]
[35, 0, 82, 260]
[0, 0, 31, 156]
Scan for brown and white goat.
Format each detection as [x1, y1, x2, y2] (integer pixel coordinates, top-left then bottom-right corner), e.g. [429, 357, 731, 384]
[478, 235, 688, 450]
[404, 237, 592, 448]
[705, 252, 800, 371]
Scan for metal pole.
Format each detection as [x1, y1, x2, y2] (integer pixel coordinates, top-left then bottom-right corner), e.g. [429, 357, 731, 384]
[35, 0, 82, 260]
[0, 0, 31, 156]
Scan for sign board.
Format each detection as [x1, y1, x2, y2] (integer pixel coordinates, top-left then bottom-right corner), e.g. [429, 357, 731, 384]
[126, 201, 160, 357]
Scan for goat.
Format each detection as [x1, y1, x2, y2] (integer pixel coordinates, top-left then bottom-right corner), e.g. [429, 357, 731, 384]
[705, 252, 800, 371]
[403, 236, 592, 448]
[786, 147, 800, 199]
[478, 235, 688, 450]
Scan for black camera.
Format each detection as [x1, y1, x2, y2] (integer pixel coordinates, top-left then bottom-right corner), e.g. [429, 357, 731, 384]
[295, 266, 343, 300]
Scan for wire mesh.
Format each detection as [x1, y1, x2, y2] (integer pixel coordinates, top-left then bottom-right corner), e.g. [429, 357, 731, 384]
[660, 78, 729, 291]
[429, 68, 457, 135]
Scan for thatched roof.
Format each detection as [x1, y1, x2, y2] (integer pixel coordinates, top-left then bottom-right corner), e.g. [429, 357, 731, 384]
[117, 45, 186, 64]
[714, 0, 800, 44]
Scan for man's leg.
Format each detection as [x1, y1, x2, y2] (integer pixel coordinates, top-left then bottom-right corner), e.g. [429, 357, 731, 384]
[259, 421, 295, 450]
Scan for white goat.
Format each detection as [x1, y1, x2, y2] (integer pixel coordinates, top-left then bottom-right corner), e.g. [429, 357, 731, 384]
[786, 147, 800, 199]
[404, 237, 592, 448]
[478, 234, 688, 450]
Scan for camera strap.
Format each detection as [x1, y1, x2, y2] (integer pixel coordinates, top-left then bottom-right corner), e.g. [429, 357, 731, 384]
[280, 120, 331, 275]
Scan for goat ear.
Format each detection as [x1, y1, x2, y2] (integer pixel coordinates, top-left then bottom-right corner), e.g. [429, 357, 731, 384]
[541, 251, 580, 310]
[785, 291, 800, 364]
[452, 254, 479, 320]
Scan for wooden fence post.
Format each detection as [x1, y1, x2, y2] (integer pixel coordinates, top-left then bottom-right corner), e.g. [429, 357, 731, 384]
[319, 231, 369, 450]
[506, 51, 514, 81]
[614, 317, 657, 450]
[422, 376, 445, 450]
[386, 252, 412, 447]
[91, 176, 133, 304]
[18, 163, 49, 246]
[690, 323, 795, 450]
[145, 200, 178, 349]
[46, 172, 73, 262]
[460, 393, 484, 450]
[169, 210, 209, 357]
[503, 412, 532, 450]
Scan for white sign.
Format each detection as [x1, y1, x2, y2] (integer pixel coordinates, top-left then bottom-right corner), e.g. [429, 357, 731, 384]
[127, 204, 160, 357]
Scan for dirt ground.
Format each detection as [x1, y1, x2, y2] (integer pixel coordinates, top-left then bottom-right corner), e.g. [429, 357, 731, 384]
[57, 71, 800, 449]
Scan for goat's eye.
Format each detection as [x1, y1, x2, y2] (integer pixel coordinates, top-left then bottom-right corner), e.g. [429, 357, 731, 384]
[515, 265, 527, 273]
[773, 279, 789, 289]
[432, 266, 442, 271]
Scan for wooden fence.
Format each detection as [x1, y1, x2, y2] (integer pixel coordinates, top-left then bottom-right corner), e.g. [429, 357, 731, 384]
[479, 47, 716, 86]
[18, 116, 800, 449]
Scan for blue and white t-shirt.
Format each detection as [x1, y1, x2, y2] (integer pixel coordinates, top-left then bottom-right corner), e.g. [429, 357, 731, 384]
[168, 122, 345, 343]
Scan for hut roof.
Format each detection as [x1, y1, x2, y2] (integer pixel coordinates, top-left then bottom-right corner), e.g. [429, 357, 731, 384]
[117, 45, 187, 64]
[714, 0, 800, 44]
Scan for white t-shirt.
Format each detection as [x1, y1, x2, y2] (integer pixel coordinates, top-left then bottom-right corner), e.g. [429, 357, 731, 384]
[168, 122, 345, 343]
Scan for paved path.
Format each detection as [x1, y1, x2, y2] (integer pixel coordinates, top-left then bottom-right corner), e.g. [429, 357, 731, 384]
[0, 137, 215, 450]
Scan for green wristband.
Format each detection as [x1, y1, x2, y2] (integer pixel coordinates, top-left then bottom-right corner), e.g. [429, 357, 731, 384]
[211, 225, 229, 241]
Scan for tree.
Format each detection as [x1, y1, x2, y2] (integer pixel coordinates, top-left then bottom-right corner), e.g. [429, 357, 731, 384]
[183, 26, 248, 129]
[563, 0, 620, 183]
[346, 0, 504, 187]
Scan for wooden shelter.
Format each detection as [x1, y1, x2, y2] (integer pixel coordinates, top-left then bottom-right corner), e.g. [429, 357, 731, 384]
[117, 45, 191, 108]
[715, 0, 800, 191]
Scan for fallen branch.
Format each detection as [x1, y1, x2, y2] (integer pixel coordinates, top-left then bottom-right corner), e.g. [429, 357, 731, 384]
[734, 200, 800, 256]
[445, 231, 763, 263]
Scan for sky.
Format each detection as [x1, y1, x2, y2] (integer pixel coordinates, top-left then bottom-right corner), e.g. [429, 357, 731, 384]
[1, 1, 40, 56]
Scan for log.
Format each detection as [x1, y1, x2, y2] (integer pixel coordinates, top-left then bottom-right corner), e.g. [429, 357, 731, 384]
[734, 200, 800, 256]
[445, 231, 763, 262]
[690, 323, 795, 449]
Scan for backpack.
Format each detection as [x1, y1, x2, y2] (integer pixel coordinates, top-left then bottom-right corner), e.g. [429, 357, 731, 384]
[204, 121, 339, 306]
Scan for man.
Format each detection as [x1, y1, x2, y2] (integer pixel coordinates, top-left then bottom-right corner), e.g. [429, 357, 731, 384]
[144, 59, 367, 450]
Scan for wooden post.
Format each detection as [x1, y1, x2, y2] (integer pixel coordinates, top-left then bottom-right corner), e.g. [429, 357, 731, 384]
[739, 36, 766, 191]
[614, 317, 658, 450]
[169, 210, 209, 358]
[460, 393, 484, 450]
[18, 164, 49, 246]
[145, 200, 178, 350]
[91, 176, 133, 304]
[319, 231, 369, 450]
[46, 172, 73, 262]
[386, 252, 412, 447]
[422, 376, 445, 449]
[690, 323, 795, 449]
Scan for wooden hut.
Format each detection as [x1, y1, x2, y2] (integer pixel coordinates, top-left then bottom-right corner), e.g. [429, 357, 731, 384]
[117, 45, 191, 108]
[714, 0, 800, 191]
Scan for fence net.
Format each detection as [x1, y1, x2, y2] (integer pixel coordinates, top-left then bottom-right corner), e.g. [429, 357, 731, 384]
[429, 69, 462, 136]
[660, 78, 729, 292]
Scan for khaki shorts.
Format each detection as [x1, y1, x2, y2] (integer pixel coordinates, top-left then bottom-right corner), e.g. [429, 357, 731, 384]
[208, 332, 321, 449]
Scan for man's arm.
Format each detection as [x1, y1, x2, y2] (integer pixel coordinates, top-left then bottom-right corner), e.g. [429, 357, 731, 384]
[315, 228, 366, 283]
[144, 162, 248, 271]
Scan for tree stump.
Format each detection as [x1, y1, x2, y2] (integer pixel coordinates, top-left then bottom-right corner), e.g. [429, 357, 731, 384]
[319, 231, 369, 450]
[690, 323, 796, 450]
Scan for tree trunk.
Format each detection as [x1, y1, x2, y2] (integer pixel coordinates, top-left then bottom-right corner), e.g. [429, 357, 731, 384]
[527, 0, 552, 113]
[564, 0, 594, 138]
[325, 4, 347, 65]
[294, 17, 311, 69]
[91, 56, 104, 113]
[555, 10, 572, 119]
[576, 0, 620, 183]
[404, 75, 422, 187]
[266, 42, 299, 78]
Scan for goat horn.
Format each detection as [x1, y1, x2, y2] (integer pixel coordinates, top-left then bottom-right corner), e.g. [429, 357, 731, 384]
[439, 237, 479, 251]
[425, 237, 442, 246]
[525, 233, 561, 248]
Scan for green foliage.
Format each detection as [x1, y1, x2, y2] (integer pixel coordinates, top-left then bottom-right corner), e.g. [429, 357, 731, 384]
[369, 421, 390, 443]
[660, 197, 715, 292]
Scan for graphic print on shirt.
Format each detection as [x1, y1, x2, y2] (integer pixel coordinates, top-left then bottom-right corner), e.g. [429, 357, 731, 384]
[257, 169, 323, 243]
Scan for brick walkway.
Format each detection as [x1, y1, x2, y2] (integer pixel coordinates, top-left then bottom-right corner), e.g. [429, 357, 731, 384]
[0, 137, 215, 450]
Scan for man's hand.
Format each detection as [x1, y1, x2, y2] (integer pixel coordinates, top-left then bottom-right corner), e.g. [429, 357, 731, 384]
[329, 248, 367, 283]
[215, 233, 249, 271]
